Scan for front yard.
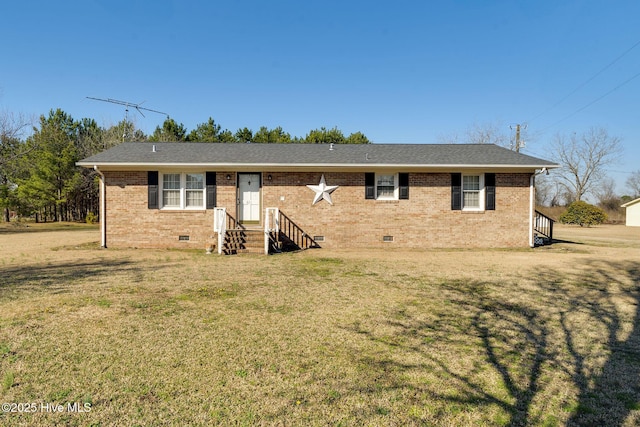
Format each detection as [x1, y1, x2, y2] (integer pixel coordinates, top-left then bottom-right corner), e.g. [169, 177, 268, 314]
[1, 223, 639, 426]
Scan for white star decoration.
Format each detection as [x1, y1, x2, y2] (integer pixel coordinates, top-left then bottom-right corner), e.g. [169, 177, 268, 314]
[307, 174, 339, 205]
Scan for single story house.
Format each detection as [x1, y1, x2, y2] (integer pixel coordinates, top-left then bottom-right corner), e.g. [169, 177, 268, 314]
[77, 142, 559, 253]
[621, 197, 640, 227]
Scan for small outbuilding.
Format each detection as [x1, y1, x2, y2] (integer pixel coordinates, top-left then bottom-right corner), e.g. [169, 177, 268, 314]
[621, 197, 640, 227]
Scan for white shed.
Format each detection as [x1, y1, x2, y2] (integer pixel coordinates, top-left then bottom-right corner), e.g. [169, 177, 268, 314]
[621, 197, 640, 227]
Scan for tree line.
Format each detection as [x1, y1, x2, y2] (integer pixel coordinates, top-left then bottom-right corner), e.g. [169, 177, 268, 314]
[2, 108, 639, 225]
[150, 116, 371, 144]
[0, 108, 370, 223]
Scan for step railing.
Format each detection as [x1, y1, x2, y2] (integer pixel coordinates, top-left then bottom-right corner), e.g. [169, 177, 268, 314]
[265, 207, 320, 253]
[213, 207, 226, 254]
[226, 211, 245, 231]
[534, 210, 554, 243]
[264, 207, 280, 254]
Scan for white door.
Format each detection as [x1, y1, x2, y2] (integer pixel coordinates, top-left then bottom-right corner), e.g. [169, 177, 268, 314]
[238, 173, 261, 223]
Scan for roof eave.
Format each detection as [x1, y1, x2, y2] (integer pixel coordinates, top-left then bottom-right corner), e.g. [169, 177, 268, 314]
[621, 197, 640, 208]
[77, 161, 559, 171]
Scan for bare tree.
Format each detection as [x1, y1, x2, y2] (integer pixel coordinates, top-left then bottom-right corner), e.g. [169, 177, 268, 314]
[626, 170, 640, 198]
[549, 127, 623, 202]
[438, 121, 532, 151]
[534, 176, 551, 206]
[595, 177, 621, 211]
[0, 110, 32, 167]
[0, 110, 33, 221]
[466, 122, 509, 146]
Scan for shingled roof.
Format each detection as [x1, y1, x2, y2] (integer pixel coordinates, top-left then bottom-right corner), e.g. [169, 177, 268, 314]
[78, 142, 558, 170]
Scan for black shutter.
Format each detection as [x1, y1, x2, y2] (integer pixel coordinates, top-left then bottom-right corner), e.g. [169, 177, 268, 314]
[451, 173, 461, 210]
[399, 173, 409, 200]
[485, 173, 496, 210]
[365, 172, 375, 199]
[148, 171, 159, 209]
[206, 172, 216, 209]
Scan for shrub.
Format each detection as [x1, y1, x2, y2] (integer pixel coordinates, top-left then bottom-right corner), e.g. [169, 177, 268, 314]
[85, 212, 97, 224]
[559, 201, 607, 227]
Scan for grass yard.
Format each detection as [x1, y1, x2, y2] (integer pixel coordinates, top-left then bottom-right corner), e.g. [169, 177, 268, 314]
[1, 223, 639, 426]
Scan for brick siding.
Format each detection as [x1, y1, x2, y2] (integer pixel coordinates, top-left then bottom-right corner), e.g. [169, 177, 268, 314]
[102, 170, 532, 249]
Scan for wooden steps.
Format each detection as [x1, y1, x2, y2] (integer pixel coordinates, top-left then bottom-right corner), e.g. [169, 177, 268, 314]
[223, 229, 264, 254]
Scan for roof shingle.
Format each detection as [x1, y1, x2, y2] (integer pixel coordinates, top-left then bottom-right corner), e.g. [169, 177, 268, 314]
[78, 142, 558, 168]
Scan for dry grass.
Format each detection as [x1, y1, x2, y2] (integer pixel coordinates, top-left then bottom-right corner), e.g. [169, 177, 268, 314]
[0, 223, 639, 426]
[538, 205, 627, 225]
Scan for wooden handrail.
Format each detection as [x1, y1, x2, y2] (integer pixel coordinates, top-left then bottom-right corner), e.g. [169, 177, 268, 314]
[534, 210, 554, 241]
[278, 210, 319, 251]
[263, 208, 319, 253]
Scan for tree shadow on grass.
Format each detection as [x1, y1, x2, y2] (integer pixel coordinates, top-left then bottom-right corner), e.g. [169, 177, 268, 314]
[341, 260, 640, 426]
[538, 260, 640, 426]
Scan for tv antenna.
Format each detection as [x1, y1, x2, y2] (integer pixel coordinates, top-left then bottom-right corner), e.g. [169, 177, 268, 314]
[87, 97, 169, 141]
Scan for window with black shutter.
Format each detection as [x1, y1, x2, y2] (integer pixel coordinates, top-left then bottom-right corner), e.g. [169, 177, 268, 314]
[485, 173, 496, 210]
[148, 171, 159, 209]
[399, 173, 409, 200]
[206, 172, 217, 209]
[365, 173, 375, 199]
[451, 173, 462, 210]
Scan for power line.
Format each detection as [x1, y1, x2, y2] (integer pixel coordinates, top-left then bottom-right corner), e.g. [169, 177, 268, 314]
[538, 69, 640, 134]
[528, 38, 640, 124]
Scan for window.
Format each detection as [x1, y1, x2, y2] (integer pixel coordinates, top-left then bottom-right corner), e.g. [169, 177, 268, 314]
[162, 173, 181, 207]
[377, 174, 396, 199]
[185, 173, 204, 207]
[365, 172, 409, 200]
[463, 175, 480, 209]
[160, 173, 205, 209]
[452, 173, 487, 211]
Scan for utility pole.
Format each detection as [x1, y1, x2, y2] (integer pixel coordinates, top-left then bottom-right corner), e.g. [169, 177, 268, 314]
[510, 123, 527, 152]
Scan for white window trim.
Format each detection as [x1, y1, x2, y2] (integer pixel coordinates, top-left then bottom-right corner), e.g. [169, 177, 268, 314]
[462, 173, 485, 211]
[375, 172, 399, 200]
[160, 172, 206, 210]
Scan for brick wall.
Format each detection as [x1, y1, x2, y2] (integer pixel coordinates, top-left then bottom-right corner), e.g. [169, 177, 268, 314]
[103, 170, 532, 249]
[103, 171, 214, 249]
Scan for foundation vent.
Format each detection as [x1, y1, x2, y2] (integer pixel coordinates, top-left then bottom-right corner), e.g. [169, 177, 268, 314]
[178, 235, 190, 241]
[382, 235, 394, 242]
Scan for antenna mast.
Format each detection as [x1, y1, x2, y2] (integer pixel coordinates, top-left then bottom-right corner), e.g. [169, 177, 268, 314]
[87, 97, 169, 141]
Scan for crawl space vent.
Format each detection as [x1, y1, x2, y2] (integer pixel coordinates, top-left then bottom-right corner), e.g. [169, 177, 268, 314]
[178, 235, 190, 241]
[382, 236, 394, 242]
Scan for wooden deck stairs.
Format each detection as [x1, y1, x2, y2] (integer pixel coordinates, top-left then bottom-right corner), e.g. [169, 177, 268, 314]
[222, 229, 265, 255]
[214, 207, 320, 255]
[533, 210, 554, 246]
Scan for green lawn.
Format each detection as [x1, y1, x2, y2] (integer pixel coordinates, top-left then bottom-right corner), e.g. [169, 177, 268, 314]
[1, 226, 639, 426]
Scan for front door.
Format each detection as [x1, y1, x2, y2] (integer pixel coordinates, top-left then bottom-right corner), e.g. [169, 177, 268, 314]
[238, 173, 261, 224]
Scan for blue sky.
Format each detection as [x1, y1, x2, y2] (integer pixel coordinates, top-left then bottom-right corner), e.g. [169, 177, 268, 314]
[1, 1, 638, 194]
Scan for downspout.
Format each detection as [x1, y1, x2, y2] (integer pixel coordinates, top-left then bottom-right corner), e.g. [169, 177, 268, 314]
[94, 165, 106, 248]
[529, 173, 535, 247]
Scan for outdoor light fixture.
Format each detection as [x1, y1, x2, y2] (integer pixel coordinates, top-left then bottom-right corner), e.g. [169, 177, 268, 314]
[267, 174, 272, 181]
[226, 174, 231, 180]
